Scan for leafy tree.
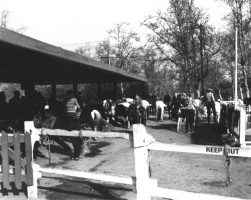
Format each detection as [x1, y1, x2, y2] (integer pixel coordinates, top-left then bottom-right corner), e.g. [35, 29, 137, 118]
[142, 0, 222, 97]
[219, 0, 251, 98]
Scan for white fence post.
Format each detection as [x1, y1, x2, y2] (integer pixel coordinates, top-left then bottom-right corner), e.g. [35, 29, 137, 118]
[238, 105, 246, 147]
[24, 121, 41, 198]
[133, 124, 155, 200]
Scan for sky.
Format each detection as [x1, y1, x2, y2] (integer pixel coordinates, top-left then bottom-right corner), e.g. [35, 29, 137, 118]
[1, 0, 229, 52]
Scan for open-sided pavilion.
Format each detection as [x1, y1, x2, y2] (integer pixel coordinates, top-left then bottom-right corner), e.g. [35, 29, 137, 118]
[0, 27, 147, 118]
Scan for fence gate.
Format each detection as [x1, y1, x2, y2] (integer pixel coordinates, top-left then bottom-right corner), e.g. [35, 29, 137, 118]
[0, 131, 36, 198]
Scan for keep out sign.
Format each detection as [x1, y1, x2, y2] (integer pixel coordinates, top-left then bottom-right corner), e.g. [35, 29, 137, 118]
[206, 146, 240, 155]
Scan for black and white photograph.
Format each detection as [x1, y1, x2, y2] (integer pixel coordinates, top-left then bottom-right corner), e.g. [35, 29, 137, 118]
[0, 0, 250, 199]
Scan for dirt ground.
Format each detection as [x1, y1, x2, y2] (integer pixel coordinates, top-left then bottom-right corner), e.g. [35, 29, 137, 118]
[3, 115, 251, 200]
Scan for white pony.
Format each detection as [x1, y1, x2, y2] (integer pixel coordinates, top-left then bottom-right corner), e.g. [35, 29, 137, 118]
[141, 100, 150, 110]
[193, 98, 206, 119]
[193, 98, 222, 125]
[125, 98, 134, 104]
[155, 100, 166, 121]
[119, 102, 131, 108]
[215, 101, 221, 122]
[141, 100, 150, 120]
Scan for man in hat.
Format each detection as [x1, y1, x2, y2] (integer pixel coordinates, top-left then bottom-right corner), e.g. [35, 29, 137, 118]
[205, 88, 217, 124]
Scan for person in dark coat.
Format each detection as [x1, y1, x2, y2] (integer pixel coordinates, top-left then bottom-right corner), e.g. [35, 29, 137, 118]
[0, 92, 10, 120]
[205, 88, 217, 124]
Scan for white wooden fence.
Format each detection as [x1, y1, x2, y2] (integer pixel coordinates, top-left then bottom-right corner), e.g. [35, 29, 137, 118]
[220, 102, 249, 147]
[133, 124, 251, 200]
[25, 121, 251, 200]
[24, 121, 135, 199]
[232, 104, 246, 147]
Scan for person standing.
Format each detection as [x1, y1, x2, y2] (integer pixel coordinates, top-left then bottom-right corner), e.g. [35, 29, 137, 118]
[64, 89, 82, 160]
[205, 88, 217, 124]
[64, 89, 81, 127]
[9, 90, 25, 131]
[9, 90, 23, 119]
[0, 92, 10, 121]
[185, 94, 195, 132]
[135, 94, 142, 106]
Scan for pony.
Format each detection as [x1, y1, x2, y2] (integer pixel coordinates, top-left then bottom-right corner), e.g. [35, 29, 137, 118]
[176, 102, 186, 132]
[155, 100, 166, 121]
[192, 98, 221, 125]
[103, 99, 130, 128]
[127, 104, 147, 126]
[80, 104, 107, 132]
[115, 102, 130, 128]
[103, 98, 149, 128]
[141, 100, 150, 119]
[191, 97, 211, 126]
[33, 109, 84, 161]
[164, 95, 172, 119]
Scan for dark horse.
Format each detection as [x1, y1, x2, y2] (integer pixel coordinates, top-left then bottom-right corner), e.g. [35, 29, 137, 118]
[127, 104, 147, 127]
[164, 94, 172, 120]
[33, 110, 84, 161]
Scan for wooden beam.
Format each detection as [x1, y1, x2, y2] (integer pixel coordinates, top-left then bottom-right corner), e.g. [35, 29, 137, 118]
[41, 128, 133, 141]
[147, 142, 251, 158]
[38, 166, 136, 186]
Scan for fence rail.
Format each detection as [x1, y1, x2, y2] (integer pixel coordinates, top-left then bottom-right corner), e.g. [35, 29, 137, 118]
[220, 102, 248, 147]
[133, 124, 251, 200]
[3, 110, 250, 199]
[24, 121, 135, 198]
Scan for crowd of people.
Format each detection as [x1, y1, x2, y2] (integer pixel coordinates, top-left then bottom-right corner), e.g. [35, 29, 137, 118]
[0, 90, 50, 131]
[0, 86, 219, 133]
[169, 89, 217, 132]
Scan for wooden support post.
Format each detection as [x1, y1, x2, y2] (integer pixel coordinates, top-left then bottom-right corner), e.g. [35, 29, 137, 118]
[51, 84, 56, 96]
[113, 82, 117, 100]
[25, 121, 41, 161]
[24, 122, 41, 198]
[27, 162, 39, 198]
[98, 82, 102, 100]
[133, 124, 155, 200]
[23, 83, 35, 120]
[73, 83, 78, 97]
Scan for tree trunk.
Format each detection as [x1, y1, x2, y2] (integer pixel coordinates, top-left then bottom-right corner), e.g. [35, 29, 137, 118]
[242, 66, 250, 98]
[216, 89, 223, 101]
[194, 82, 200, 99]
[238, 83, 243, 100]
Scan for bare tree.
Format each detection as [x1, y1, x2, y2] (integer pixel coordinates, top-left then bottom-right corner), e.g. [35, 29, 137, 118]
[75, 43, 94, 58]
[106, 22, 141, 95]
[1, 10, 26, 33]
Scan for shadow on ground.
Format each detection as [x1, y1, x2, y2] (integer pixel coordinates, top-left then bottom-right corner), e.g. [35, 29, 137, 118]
[149, 117, 238, 147]
[39, 176, 132, 200]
